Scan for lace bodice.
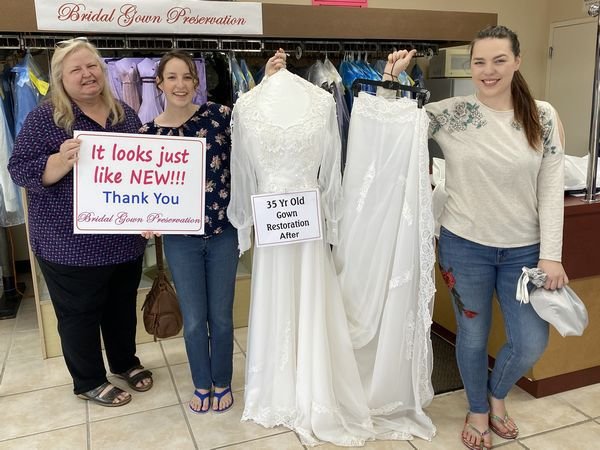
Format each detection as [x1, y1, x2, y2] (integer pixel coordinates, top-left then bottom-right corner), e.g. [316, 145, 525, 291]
[229, 70, 342, 252]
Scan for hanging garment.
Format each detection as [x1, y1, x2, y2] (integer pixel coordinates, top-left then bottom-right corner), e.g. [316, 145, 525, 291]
[193, 58, 208, 106]
[12, 55, 43, 136]
[229, 55, 248, 104]
[0, 101, 24, 226]
[333, 92, 436, 441]
[228, 69, 373, 447]
[239, 58, 256, 90]
[307, 60, 350, 172]
[1, 67, 16, 139]
[136, 58, 163, 124]
[104, 59, 123, 101]
[114, 58, 141, 112]
[204, 53, 233, 106]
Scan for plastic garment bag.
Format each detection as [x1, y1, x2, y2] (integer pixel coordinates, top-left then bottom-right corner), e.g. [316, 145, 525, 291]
[516, 267, 589, 337]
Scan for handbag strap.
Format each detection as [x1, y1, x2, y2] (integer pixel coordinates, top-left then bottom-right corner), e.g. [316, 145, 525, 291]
[154, 236, 165, 272]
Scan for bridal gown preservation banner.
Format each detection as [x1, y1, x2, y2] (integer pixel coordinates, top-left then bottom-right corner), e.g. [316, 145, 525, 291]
[333, 92, 437, 440]
[228, 69, 374, 446]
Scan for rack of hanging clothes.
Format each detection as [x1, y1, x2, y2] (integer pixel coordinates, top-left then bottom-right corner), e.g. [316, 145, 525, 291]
[0, 48, 42, 317]
[0, 33, 441, 284]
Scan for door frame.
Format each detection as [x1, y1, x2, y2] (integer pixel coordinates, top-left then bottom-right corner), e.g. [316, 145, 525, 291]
[545, 17, 596, 99]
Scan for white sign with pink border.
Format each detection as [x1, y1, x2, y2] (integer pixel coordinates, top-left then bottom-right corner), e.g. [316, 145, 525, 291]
[73, 131, 206, 234]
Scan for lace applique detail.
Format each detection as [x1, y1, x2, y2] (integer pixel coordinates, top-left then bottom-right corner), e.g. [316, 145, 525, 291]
[370, 401, 404, 416]
[354, 92, 418, 125]
[416, 109, 436, 405]
[404, 314, 416, 360]
[235, 78, 332, 193]
[402, 201, 413, 226]
[279, 320, 292, 371]
[247, 363, 261, 374]
[356, 162, 376, 212]
[242, 403, 368, 447]
[388, 269, 413, 290]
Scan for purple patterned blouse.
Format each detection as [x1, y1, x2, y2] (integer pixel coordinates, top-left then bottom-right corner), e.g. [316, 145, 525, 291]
[8, 101, 147, 266]
[138, 102, 232, 237]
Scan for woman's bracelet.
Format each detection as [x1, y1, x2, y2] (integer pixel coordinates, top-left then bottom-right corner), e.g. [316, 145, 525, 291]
[383, 72, 398, 80]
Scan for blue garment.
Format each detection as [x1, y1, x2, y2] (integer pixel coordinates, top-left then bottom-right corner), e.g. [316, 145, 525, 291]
[163, 225, 238, 389]
[239, 59, 255, 90]
[12, 59, 42, 136]
[438, 226, 549, 413]
[229, 57, 248, 103]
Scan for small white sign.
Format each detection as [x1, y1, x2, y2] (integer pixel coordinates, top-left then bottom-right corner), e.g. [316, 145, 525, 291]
[34, 0, 263, 35]
[73, 131, 206, 234]
[251, 189, 323, 247]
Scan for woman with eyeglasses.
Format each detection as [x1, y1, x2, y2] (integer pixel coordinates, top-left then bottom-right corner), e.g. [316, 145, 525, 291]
[8, 38, 152, 407]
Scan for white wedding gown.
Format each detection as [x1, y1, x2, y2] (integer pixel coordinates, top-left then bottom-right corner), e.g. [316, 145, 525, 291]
[228, 70, 373, 446]
[333, 92, 437, 441]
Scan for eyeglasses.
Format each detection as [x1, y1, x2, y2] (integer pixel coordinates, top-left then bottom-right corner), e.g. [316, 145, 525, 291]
[55, 37, 89, 48]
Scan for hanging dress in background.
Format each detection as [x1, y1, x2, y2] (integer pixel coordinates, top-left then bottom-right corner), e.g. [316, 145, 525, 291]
[115, 58, 141, 112]
[333, 92, 437, 441]
[12, 54, 43, 136]
[0, 98, 24, 226]
[193, 58, 208, 106]
[104, 59, 123, 102]
[137, 58, 163, 124]
[228, 69, 374, 447]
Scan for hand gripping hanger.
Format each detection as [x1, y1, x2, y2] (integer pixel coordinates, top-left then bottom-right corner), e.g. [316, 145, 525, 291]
[351, 78, 430, 109]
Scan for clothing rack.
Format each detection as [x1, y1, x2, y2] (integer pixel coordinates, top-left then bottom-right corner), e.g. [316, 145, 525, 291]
[0, 33, 438, 58]
[352, 78, 430, 109]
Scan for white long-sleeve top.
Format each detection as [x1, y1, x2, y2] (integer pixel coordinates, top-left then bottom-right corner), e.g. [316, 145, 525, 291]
[425, 94, 565, 261]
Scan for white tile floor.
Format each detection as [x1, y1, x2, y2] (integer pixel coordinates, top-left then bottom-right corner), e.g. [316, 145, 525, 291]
[1, 279, 599, 449]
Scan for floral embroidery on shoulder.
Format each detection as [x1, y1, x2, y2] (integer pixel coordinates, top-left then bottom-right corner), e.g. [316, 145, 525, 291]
[510, 120, 522, 131]
[428, 101, 487, 135]
[538, 104, 557, 156]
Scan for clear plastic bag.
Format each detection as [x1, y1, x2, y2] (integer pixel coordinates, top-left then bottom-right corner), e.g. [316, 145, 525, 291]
[516, 267, 589, 337]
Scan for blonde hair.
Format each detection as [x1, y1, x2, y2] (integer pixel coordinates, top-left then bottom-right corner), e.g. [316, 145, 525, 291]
[50, 39, 124, 132]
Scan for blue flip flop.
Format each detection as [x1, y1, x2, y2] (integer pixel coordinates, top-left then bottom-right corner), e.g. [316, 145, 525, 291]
[189, 390, 211, 414]
[212, 386, 234, 414]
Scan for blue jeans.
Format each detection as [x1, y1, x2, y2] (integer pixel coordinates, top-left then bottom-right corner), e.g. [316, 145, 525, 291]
[438, 227, 549, 413]
[163, 225, 239, 390]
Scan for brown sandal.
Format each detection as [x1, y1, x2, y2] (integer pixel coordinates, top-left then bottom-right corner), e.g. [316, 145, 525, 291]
[116, 365, 153, 392]
[489, 412, 519, 439]
[462, 413, 492, 450]
[77, 382, 131, 407]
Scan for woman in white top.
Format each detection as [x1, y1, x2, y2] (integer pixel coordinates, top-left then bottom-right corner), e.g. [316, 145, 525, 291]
[384, 25, 568, 450]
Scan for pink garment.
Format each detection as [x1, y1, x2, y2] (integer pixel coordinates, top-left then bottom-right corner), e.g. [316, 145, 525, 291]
[115, 58, 141, 112]
[137, 58, 163, 124]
